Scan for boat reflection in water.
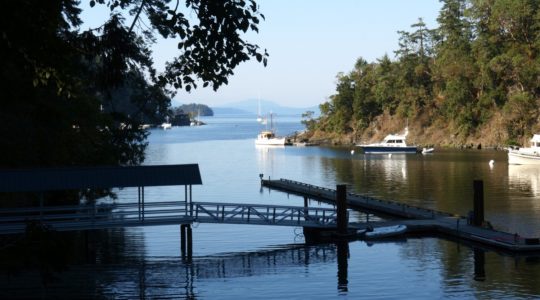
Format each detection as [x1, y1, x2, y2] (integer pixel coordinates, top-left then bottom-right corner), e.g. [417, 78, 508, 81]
[508, 164, 540, 197]
[256, 144, 285, 179]
[365, 153, 408, 183]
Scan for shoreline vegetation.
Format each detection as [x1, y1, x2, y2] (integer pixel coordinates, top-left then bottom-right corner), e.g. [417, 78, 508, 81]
[297, 0, 540, 150]
[296, 111, 508, 149]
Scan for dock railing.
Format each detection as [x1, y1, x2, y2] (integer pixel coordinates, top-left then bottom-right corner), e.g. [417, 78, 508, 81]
[270, 178, 455, 220]
[192, 202, 340, 227]
[0, 200, 193, 235]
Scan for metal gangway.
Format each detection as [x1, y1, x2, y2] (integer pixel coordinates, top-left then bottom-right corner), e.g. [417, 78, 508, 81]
[0, 165, 341, 235]
[0, 201, 339, 235]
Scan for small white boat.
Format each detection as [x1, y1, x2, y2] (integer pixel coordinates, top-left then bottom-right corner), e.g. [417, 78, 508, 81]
[161, 116, 172, 129]
[422, 147, 434, 154]
[357, 127, 417, 154]
[508, 134, 540, 165]
[364, 225, 407, 239]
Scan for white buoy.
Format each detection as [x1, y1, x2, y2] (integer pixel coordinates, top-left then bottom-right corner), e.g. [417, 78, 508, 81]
[351, 150, 355, 155]
[388, 153, 392, 158]
[489, 159, 495, 166]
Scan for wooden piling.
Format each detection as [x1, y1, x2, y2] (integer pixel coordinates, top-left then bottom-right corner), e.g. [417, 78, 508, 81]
[186, 225, 193, 259]
[336, 185, 347, 235]
[473, 180, 484, 227]
[180, 224, 193, 260]
[180, 224, 186, 257]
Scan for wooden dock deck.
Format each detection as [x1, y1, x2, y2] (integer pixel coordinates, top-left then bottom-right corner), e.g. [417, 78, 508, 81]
[262, 178, 540, 253]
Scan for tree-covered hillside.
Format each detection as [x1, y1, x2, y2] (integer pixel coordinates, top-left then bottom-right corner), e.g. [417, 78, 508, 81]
[173, 103, 214, 117]
[307, 0, 540, 147]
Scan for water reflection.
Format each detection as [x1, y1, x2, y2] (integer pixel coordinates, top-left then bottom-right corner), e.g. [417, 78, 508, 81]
[473, 249, 486, 282]
[1, 243, 339, 299]
[336, 241, 349, 293]
[364, 154, 408, 182]
[256, 145, 285, 177]
[508, 164, 540, 197]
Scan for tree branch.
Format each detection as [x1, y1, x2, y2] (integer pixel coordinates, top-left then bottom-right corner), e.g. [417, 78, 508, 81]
[128, 0, 146, 34]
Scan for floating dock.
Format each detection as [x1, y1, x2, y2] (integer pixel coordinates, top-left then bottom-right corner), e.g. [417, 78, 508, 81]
[262, 178, 540, 253]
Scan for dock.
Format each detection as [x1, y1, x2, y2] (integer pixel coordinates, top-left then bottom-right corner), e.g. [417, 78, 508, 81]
[262, 178, 540, 253]
[0, 165, 343, 259]
[2, 165, 539, 258]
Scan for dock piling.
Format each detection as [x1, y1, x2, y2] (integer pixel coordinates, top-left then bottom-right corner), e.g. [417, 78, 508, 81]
[473, 180, 484, 227]
[336, 185, 348, 235]
[180, 224, 193, 260]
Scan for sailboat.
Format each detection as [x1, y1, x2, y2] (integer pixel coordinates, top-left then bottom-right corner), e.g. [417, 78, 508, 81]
[190, 108, 200, 126]
[255, 112, 285, 146]
[256, 99, 263, 123]
[160, 116, 172, 130]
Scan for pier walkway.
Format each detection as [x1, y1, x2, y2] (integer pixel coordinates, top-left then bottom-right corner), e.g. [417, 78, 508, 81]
[262, 178, 540, 253]
[0, 165, 339, 235]
[0, 201, 339, 235]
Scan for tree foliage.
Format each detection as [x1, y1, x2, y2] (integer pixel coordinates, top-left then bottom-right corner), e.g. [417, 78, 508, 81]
[314, 0, 540, 144]
[0, 0, 267, 168]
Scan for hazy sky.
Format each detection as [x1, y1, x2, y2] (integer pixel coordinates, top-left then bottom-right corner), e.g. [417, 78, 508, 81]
[81, 1, 443, 108]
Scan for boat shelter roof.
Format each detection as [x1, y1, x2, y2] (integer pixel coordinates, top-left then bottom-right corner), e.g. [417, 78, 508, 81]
[531, 135, 540, 143]
[0, 164, 202, 192]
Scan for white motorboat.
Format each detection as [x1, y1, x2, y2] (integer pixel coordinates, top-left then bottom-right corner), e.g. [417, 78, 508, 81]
[357, 127, 418, 154]
[364, 224, 407, 239]
[508, 134, 540, 165]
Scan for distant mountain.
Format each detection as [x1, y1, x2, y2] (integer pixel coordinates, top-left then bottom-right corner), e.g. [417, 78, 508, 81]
[212, 107, 250, 115]
[213, 99, 319, 116]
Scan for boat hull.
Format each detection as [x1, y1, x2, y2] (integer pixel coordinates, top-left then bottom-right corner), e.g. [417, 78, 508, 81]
[360, 146, 418, 154]
[255, 138, 286, 146]
[364, 225, 407, 239]
[508, 150, 540, 165]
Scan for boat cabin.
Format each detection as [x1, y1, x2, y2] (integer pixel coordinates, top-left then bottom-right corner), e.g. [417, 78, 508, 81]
[259, 130, 276, 139]
[531, 135, 540, 148]
[382, 134, 408, 147]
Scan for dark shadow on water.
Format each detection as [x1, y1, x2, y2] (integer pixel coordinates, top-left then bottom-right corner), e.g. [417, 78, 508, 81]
[0, 238, 340, 299]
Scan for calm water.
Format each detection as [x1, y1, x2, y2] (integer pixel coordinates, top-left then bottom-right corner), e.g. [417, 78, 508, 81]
[3, 114, 540, 299]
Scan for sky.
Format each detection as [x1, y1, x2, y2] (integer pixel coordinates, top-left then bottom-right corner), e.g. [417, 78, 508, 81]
[81, 1, 443, 108]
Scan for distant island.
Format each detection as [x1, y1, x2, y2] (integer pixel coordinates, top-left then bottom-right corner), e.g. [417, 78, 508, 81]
[166, 103, 212, 126]
[173, 103, 213, 117]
